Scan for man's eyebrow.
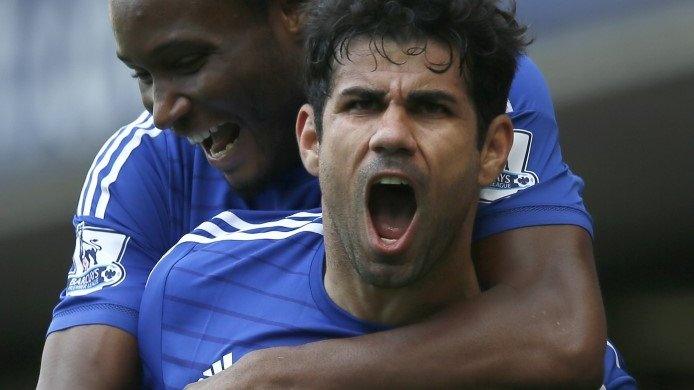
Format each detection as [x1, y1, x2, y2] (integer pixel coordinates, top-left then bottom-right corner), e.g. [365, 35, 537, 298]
[116, 39, 214, 64]
[406, 90, 458, 105]
[149, 39, 214, 58]
[338, 87, 387, 100]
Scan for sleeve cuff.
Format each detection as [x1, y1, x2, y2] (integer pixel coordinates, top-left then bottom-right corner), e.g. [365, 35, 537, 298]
[473, 205, 594, 241]
[47, 303, 139, 338]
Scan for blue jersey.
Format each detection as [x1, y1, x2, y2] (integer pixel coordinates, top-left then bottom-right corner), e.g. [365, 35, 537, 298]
[139, 209, 633, 389]
[48, 55, 592, 337]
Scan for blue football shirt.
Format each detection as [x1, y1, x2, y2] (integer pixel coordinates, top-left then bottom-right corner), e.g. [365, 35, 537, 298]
[49, 55, 592, 337]
[139, 209, 633, 389]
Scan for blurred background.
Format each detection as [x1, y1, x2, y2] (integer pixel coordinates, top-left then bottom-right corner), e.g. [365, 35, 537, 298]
[1, 0, 692, 388]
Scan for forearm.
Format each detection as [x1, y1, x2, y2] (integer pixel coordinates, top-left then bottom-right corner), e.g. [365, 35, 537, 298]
[38, 325, 140, 390]
[250, 284, 602, 388]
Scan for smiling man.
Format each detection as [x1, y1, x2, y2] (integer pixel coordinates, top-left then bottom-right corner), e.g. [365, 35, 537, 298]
[110, 0, 306, 195]
[39, 0, 614, 389]
[137, 1, 633, 388]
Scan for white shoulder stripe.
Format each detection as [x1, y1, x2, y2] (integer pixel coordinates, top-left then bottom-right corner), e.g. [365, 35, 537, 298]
[287, 211, 323, 218]
[207, 210, 322, 232]
[150, 218, 323, 286]
[94, 125, 162, 218]
[77, 127, 128, 215]
[77, 112, 150, 215]
[606, 340, 621, 369]
[79, 121, 142, 216]
[180, 222, 323, 247]
[78, 112, 152, 216]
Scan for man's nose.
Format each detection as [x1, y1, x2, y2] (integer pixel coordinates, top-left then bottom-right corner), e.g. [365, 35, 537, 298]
[369, 105, 417, 156]
[148, 81, 192, 130]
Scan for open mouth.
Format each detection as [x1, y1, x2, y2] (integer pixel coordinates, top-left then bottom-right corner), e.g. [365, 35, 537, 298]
[368, 177, 417, 245]
[200, 123, 241, 160]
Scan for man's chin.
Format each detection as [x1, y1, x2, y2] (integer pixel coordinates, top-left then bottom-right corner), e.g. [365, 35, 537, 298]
[222, 170, 267, 198]
[355, 259, 422, 289]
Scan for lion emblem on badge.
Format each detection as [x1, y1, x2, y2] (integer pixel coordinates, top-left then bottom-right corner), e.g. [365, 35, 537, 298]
[66, 222, 130, 296]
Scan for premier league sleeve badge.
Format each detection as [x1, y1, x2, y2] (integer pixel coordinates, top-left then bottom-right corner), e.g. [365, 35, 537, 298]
[66, 222, 130, 296]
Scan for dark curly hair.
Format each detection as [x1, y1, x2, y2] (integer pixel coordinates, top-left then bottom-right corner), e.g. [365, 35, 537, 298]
[303, 0, 529, 144]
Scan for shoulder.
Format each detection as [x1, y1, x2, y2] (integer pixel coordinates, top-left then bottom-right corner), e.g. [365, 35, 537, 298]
[93, 111, 165, 164]
[139, 209, 324, 388]
[508, 55, 556, 117]
[76, 111, 206, 221]
[84, 110, 195, 174]
[149, 208, 324, 283]
[177, 208, 323, 246]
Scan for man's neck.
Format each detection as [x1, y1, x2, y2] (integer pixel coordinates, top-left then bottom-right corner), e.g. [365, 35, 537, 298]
[323, 223, 480, 327]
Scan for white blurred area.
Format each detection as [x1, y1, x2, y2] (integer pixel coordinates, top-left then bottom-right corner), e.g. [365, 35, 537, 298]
[0, 0, 141, 236]
[1, 1, 692, 388]
[527, 0, 694, 105]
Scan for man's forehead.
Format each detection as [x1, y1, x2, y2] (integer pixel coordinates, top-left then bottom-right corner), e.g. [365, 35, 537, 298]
[110, 0, 244, 25]
[331, 38, 466, 94]
[111, 0, 250, 56]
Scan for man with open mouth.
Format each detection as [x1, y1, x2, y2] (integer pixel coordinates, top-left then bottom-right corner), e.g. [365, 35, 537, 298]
[39, 0, 618, 388]
[137, 1, 633, 388]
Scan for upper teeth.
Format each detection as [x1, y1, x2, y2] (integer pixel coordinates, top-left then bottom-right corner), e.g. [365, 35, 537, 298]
[378, 177, 409, 186]
[186, 127, 215, 145]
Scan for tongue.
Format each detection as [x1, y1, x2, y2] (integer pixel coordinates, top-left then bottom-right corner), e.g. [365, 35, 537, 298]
[369, 185, 416, 240]
[209, 124, 240, 154]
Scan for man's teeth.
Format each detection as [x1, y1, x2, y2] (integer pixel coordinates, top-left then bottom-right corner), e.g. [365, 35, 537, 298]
[377, 177, 409, 186]
[210, 140, 235, 159]
[380, 237, 397, 244]
[186, 128, 215, 145]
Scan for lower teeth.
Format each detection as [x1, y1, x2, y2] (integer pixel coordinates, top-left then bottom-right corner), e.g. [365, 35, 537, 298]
[211, 141, 234, 158]
[380, 237, 397, 244]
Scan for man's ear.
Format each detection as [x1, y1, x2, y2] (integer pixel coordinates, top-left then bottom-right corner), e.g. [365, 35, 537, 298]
[296, 104, 320, 177]
[478, 114, 513, 187]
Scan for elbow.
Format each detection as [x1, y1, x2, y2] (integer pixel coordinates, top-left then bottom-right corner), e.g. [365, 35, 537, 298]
[558, 335, 604, 388]
[530, 291, 606, 388]
[542, 324, 606, 389]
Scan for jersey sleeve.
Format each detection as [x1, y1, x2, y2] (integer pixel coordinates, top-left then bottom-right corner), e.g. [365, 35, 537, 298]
[473, 56, 593, 241]
[602, 340, 637, 390]
[47, 112, 175, 337]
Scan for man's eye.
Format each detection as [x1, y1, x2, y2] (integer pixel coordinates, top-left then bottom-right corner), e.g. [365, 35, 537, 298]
[131, 71, 152, 85]
[346, 99, 381, 113]
[171, 54, 207, 73]
[415, 102, 450, 116]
